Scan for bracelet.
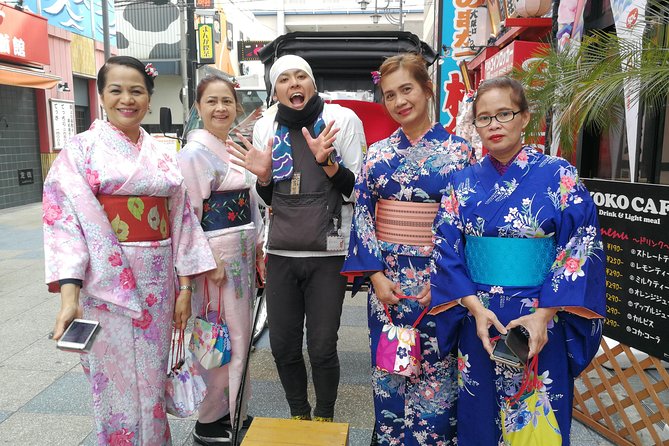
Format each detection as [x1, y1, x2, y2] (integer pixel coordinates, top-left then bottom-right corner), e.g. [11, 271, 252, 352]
[257, 176, 272, 187]
[179, 285, 194, 292]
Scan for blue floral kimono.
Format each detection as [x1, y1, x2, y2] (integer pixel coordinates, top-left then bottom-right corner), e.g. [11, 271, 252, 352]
[431, 147, 606, 446]
[342, 124, 475, 446]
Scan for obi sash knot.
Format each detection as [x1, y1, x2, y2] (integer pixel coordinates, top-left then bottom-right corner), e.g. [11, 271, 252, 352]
[375, 199, 440, 246]
[98, 194, 170, 242]
[201, 189, 252, 232]
[464, 236, 556, 287]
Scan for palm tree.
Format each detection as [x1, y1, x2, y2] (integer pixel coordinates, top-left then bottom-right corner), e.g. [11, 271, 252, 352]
[511, 1, 669, 161]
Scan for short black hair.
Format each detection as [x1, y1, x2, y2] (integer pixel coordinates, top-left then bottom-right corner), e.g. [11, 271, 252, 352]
[96, 56, 154, 95]
[473, 77, 528, 116]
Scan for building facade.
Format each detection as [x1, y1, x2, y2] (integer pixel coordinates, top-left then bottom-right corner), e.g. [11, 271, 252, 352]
[0, 0, 112, 209]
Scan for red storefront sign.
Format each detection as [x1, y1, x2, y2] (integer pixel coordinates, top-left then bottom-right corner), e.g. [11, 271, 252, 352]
[0, 6, 50, 66]
[482, 40, 547, 80]
[195, 0, 213, 8]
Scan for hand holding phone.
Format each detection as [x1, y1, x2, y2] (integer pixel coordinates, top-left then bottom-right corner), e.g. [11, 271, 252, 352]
[506, 326, 530, 364]
[490, 335, 523, 368]
[56, 319, 100, 352]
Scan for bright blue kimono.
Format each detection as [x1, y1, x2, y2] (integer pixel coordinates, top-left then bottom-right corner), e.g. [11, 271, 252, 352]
[342, 124, 476, 446]
[431, 147, 605, 446]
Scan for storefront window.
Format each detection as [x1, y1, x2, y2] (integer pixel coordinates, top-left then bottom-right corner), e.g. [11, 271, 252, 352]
[73, 76, 91, 134]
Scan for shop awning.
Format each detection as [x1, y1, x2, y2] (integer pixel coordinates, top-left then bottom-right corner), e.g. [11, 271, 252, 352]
[0, 64, 60, 89]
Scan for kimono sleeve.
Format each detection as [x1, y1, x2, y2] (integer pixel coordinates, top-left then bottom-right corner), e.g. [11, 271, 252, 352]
[340, 149, 383, 287]
[168, 183, 216, 277]
[43, 140, 93, 288]
[176, 143, 214, 221]
[539, 165, 606, 319]
[430, 182, 478, 312]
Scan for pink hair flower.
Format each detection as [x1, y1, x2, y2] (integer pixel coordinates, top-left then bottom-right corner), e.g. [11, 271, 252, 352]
[144, 63, 159, 79]
[371, 71, 381, 85]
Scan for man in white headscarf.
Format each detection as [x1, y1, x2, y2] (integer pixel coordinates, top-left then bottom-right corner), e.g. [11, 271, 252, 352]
[228, 55, 365, 422]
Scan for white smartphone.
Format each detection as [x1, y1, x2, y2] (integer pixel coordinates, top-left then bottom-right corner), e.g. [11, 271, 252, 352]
[56, 319, 100, 352]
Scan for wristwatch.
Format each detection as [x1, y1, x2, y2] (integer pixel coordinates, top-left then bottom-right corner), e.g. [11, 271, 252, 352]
[179, 284, 194, 292]
[317, 150, 337, 167]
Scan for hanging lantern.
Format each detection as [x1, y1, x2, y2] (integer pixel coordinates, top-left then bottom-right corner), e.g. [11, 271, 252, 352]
[511, 0, 551, 18]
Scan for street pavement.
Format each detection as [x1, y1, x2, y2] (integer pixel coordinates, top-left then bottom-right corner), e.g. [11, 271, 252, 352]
[0, 203, 616, 445]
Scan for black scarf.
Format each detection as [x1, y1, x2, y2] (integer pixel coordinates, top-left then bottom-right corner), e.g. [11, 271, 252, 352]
[276, 95, 324, 130]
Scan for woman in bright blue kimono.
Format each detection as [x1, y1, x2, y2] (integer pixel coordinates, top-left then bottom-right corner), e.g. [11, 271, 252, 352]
[431, 77, 605, 446]
[342, 54, 476, 446]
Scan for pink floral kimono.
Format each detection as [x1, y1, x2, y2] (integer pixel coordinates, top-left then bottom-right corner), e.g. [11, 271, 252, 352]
[43, 120, 216, 445]
[177, 129, 264, 425]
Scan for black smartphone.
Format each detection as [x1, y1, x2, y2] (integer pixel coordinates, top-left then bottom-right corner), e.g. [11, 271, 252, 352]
[56, 319, 100, 352]
[490, 335, 523, 368]
[506, 326, 530, 365]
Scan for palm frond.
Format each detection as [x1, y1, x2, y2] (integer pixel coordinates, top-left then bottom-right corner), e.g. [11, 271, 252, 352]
[511, 24, 669, 159]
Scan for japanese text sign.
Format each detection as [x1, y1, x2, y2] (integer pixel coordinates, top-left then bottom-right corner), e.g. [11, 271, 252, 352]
[584, 179, 669, 361]
[198, 23, 214, 64]
[0, 6, 49, 66]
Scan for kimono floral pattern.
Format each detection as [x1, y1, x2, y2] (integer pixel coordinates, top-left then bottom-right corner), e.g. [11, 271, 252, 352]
[343, 124, 475, 445]
[431, 146, 605, 446]
[177, 128, 264, 425]
[43, 120, 215, 445]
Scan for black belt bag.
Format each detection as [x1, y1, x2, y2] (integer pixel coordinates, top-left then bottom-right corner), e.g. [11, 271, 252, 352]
[268, 190, 338, 251]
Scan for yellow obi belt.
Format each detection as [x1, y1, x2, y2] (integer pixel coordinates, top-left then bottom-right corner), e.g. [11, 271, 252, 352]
[98, 194, 170, 242]
[375, 199, 440, 246]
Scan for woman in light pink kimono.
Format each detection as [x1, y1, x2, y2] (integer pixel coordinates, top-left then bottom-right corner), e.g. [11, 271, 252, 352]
[44, 56, 216, 445]
[177, 74, 265, 445]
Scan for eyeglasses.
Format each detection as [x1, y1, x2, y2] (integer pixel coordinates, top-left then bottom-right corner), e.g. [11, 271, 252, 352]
[473, 110, 522, 128]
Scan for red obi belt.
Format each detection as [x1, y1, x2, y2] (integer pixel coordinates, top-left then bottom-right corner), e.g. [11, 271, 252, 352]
[375, 199, 439, 246]
[201, 189, 252, 232]
[98, 195, 170, 242]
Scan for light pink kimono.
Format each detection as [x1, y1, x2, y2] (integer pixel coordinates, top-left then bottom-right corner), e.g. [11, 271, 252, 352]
[177, 129, 264, 425]
[43, 120, 216, 445]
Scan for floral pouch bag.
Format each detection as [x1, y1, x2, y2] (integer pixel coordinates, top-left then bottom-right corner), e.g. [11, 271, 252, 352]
[500, 355, 562, 445]
[375, 304, 427, 378]
[188, 284, 232, 369]
[165, 328, 207, 418]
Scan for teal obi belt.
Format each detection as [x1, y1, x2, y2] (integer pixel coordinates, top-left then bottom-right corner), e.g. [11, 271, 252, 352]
[201, 189, 252, 232]
[464, 236, 556, 287]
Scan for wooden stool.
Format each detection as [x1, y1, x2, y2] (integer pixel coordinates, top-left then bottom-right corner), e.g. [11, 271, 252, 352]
[241, 417, 349, 446]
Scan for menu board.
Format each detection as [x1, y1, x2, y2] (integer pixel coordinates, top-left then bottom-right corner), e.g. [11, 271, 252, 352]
[584, 179, 669, 361]
[50, 99, 76, 150]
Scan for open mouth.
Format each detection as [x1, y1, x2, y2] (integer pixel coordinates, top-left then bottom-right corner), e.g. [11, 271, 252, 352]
[290, 93, 305, 106]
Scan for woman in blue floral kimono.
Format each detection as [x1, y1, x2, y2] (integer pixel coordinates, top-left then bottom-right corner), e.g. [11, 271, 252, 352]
[342, 54, 476, 445]
[431, 77, 605, 446]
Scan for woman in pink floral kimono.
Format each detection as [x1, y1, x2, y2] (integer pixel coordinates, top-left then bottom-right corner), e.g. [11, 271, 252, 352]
[44, 56, 216, 445]
[177, 74, 265, 445]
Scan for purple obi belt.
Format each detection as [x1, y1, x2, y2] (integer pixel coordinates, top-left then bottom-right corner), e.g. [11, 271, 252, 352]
[201, 189, 252, 232]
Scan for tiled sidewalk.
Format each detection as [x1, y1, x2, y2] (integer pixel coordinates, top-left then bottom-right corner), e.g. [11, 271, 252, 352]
[0, 203, 616, 445]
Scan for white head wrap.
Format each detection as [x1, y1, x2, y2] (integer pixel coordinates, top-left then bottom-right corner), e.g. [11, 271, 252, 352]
[269, 55, 317, 99]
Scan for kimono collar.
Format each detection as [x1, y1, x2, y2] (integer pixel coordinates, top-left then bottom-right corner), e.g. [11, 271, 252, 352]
[489, 149, 521, 176]
[395, 122, 446, 151]
[471, 146, 538, 223]
[187, 128, 246, 174]
[188, 128, 228, 154]
[103, 121, 144, 150]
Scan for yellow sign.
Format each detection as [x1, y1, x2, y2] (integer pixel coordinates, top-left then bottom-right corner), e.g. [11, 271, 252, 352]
[198, 24, 214, 63]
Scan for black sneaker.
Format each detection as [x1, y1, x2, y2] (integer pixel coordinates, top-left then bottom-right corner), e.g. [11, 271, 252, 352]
[217, 414, 254, 430]
[193, 420, 232, 445]
[241, 415, 254, 430]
